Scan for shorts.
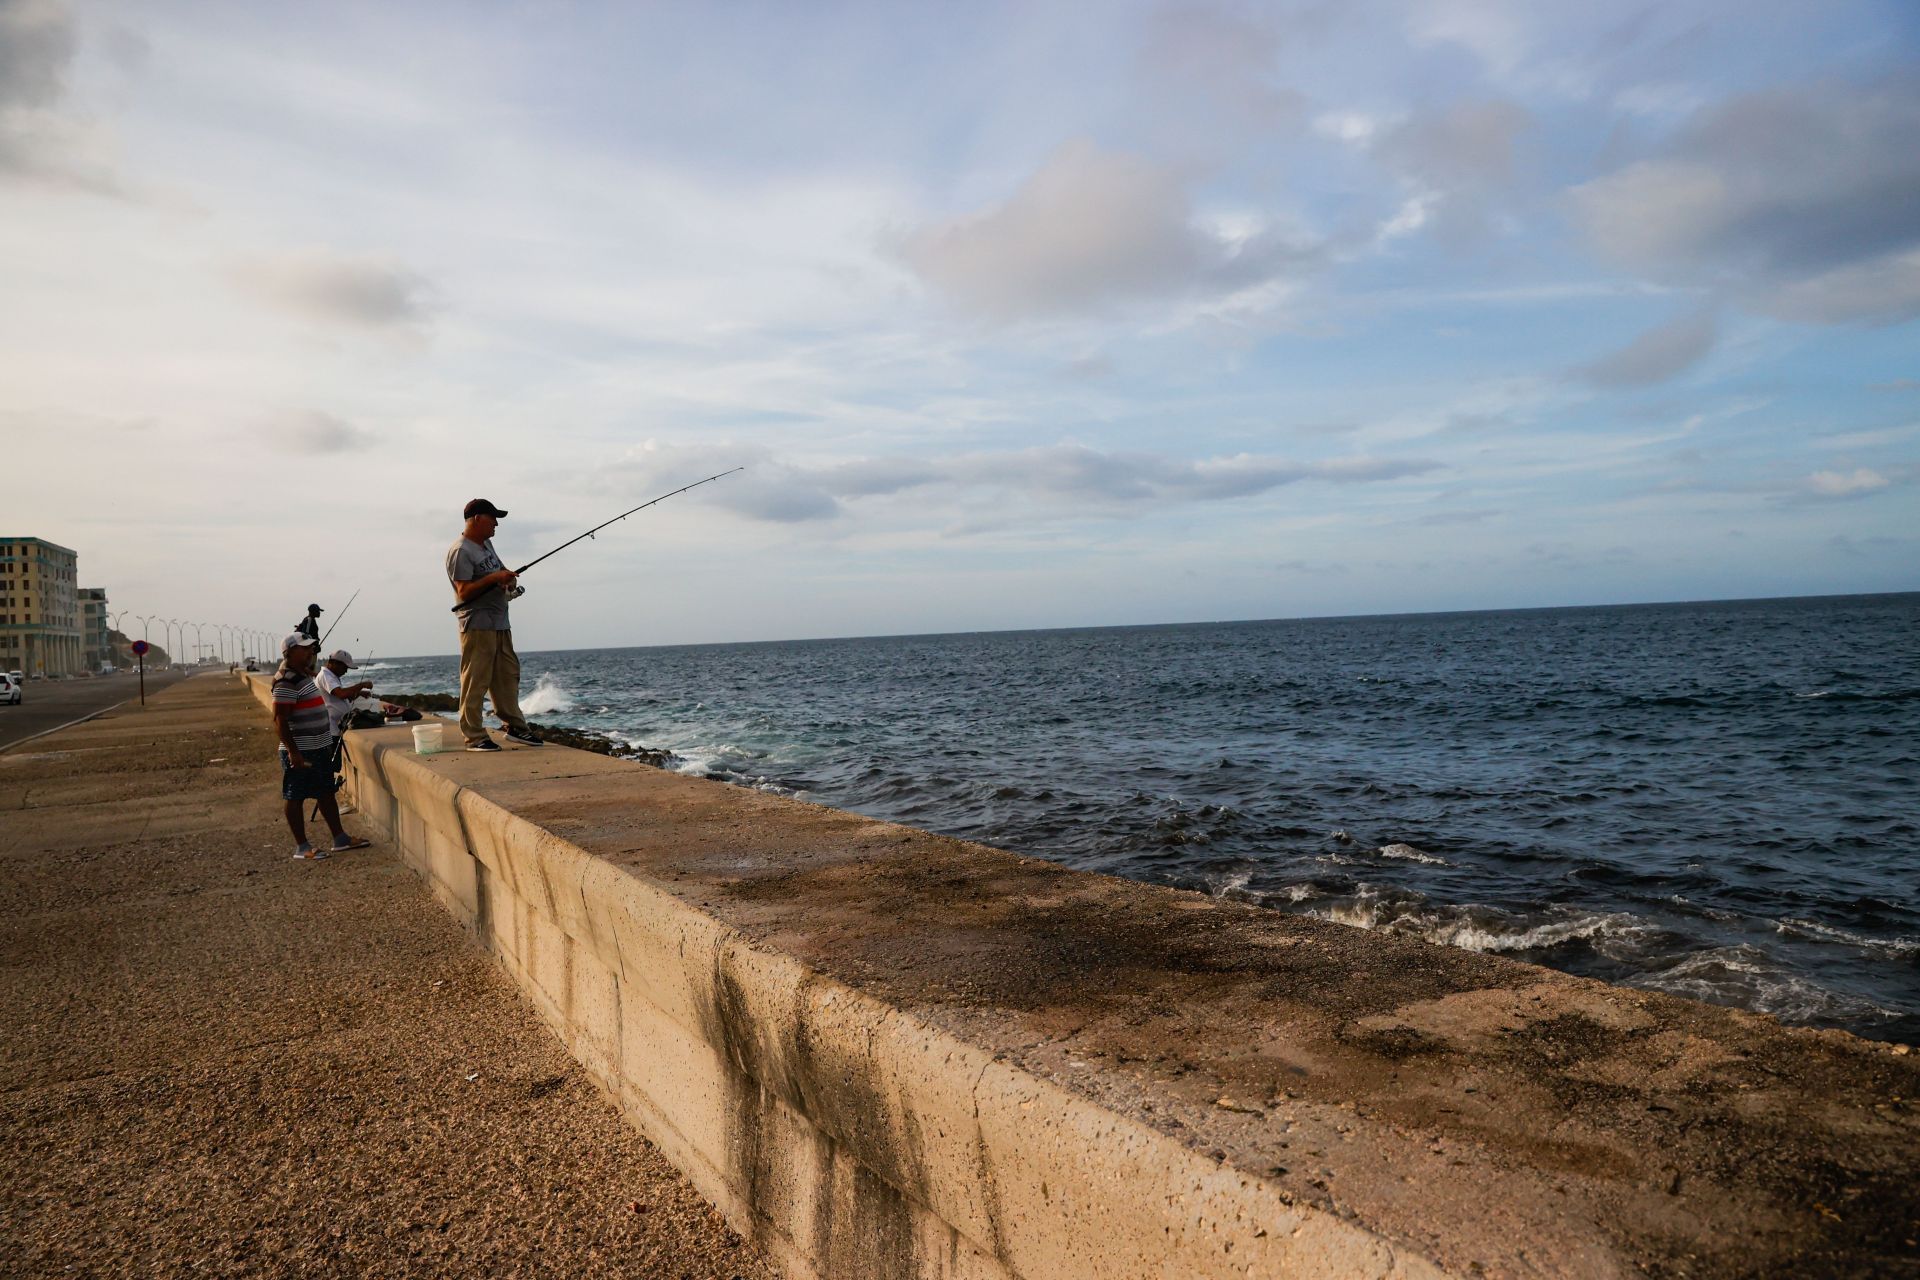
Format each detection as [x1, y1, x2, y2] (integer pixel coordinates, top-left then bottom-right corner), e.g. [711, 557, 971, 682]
[280, 744, 339, 802]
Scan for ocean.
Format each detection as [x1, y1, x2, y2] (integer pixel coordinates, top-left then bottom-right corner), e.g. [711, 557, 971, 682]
[360, 593, 1920, 1043]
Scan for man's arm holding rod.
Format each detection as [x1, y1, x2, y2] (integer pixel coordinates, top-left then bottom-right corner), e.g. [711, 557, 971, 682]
[452, 568, 517, 603]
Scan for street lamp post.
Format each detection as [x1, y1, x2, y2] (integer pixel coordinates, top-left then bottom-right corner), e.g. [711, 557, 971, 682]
[106, 610, 127, 669]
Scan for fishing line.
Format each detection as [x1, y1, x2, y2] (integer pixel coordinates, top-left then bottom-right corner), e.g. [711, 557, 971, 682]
[451, 467, 743, 612]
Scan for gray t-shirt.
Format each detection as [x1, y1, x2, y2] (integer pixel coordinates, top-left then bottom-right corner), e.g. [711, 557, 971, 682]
[446, 536, 510, 632]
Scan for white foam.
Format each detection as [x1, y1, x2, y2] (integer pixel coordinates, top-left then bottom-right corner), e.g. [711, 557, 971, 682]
[1425, 912, 1644, 954]
[1377, 842, 1449, 866]
[1312, 894, 1654, 959]
[1775, 918, 1919, 957]
[1640, 945, 1898, 1023]
[1203, 869, 1254, 900]
[1318, 900, 1387, 929]
[519, 673, 576, 716]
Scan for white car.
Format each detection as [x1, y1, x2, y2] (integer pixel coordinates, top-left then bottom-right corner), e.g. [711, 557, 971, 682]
[0, 673, 19, 705]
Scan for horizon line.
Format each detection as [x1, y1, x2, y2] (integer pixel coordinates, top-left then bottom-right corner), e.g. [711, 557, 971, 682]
[365, 586, 1919, 663]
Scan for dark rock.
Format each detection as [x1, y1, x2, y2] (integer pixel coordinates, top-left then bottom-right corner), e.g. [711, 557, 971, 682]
[381, 693, 673, 768]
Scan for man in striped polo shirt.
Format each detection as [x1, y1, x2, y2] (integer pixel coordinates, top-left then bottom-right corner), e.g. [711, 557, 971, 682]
[273, 632, 370, 860]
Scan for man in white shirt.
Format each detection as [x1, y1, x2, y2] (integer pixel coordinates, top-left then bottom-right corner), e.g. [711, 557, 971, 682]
[318, 649, 374, 742]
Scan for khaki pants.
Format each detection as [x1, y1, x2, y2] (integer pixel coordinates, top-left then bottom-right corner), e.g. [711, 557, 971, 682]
[458, 627, 529, 744]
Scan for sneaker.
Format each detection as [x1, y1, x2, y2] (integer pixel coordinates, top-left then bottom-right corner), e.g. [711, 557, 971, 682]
[466, 738, 502, 752]
[504, 726, 543, 746]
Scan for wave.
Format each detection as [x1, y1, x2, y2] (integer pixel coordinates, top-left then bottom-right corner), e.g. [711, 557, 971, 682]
[1377, 842, 1449, 866]
[1201, 868, 1255, 901]
[1796, 687, 1920, 702]
[1775, 918, 1919, 957]
[1637, 945, 1899, 1025]
[1312, 891, 1656, 958]
[520, 673, 576, 716]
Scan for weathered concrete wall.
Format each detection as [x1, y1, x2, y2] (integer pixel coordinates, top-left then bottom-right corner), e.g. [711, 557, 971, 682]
[239, 673, 1918, 1279]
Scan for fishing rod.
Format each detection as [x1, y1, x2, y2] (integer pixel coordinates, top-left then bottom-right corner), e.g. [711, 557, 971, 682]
[451, 467, 744, 612]
[319, 588, 360, 647]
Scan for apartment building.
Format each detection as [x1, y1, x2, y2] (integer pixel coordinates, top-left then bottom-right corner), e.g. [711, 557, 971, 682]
[80, 587, 112, 670]
[0, 537, 85, 676]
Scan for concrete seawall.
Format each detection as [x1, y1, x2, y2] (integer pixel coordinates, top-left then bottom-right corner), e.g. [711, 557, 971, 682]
[242, 674, 1918, 1278]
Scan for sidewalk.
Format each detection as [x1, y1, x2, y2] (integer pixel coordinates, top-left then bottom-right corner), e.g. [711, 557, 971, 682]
[0, 675, 774, 1279]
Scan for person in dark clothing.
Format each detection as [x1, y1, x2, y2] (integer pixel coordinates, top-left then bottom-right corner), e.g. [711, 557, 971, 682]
[295, 603, 323, 642]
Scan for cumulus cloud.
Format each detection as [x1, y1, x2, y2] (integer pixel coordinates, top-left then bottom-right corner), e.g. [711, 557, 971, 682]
[595, 438, 1439, 525]
[1805, 468, 1889, 499]
[234, 250, 435, 328]
[1570, 77, 1920, 324]
[900, 139, 1320, 320]
[1575, 307, 1717, 387]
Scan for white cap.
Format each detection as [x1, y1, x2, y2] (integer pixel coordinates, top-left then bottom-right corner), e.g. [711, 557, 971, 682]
[282, 631, 318, 653]
[328, 649, 358, 668]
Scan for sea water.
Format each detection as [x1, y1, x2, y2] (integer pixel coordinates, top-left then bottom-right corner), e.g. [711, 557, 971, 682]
[365, 593, 1920, 1042]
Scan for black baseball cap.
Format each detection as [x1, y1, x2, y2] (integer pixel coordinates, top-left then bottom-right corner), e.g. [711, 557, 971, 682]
[308, 603, 323, 613]
[464, 498, 509, 519]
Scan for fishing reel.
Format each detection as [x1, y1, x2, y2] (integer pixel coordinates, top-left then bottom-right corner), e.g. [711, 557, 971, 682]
[506, 584, 526, 601]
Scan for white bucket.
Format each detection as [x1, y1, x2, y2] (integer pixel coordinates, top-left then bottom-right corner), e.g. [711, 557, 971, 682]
[411, 723, 444, 755]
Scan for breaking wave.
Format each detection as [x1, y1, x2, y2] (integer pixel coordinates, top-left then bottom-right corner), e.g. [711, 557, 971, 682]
[519, 673, 576, 716]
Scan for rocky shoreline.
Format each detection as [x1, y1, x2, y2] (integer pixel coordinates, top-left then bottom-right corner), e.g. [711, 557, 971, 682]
[378, 692, 676, 768]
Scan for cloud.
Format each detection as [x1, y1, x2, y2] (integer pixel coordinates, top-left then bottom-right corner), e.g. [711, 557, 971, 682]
[1569, 77, 1920, 323]
[900, 139, 1320, 320]
[0, 0, 71, 110]
[1375, 99, 1529, 190]
[271, 410, 375, 455]
[1408, 0, 1529, 76]
[233, 250, 435, 328]
[1136, 2, 1306, 145]
[1805, 468, 1889, 499]
[596, 438, 1441, 525]
[1575, 307, 1717, 387]
[0, 0, 126, 195]
[1363, 99, 1532, 245]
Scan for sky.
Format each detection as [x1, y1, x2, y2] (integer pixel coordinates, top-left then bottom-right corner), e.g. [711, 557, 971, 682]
[3, 0, 1917, 656]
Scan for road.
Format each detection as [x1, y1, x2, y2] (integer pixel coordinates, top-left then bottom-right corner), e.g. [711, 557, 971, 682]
[0, 667, 198, 752]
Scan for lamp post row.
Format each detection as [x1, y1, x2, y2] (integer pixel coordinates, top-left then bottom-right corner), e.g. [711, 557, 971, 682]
[112, 614, 275, 668]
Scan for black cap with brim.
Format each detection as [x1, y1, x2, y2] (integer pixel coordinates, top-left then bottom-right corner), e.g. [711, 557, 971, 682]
[464, 498, 509, 519]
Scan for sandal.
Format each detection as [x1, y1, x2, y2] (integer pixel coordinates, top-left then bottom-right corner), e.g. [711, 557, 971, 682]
[331, 836, 372, 852]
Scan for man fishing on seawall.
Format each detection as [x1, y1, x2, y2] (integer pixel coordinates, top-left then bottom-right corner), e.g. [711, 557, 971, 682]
[446, 498, 542, 752]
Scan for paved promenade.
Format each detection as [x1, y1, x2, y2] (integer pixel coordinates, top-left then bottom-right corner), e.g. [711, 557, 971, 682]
[0, 675, 773, 1278]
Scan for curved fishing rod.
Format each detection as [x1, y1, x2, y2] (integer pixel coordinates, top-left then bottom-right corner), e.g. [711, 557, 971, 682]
[319, 588, 360, 647]
[450, 467, 744, 611]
